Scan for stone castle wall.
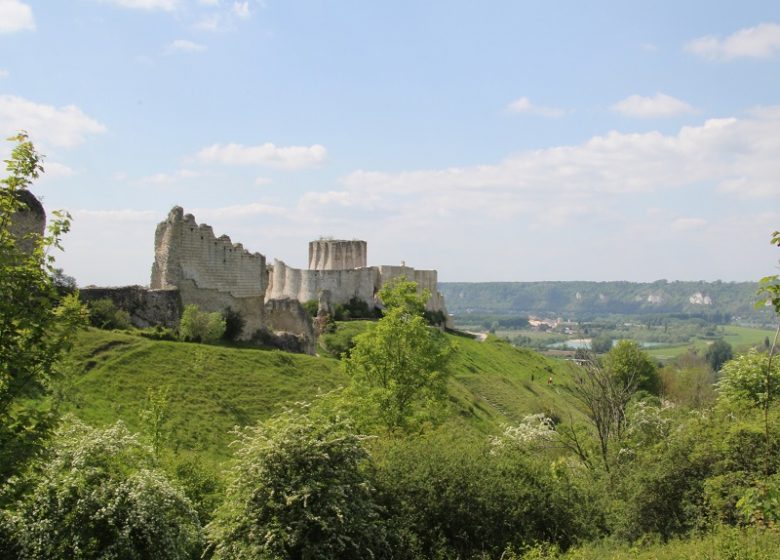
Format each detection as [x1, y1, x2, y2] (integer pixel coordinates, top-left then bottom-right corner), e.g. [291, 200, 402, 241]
[378, 265, 449, 316]
[308, 239, 367, 271]
[267, 259, 379, 306]
[149, 207, 269, 339]
[9, 189, 46, 254]
[150, 207, 266, 298]
[80, 286, 182, 328]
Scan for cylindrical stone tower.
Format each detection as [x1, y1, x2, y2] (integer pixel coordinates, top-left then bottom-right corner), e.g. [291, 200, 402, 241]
[308, 239, 367, 270]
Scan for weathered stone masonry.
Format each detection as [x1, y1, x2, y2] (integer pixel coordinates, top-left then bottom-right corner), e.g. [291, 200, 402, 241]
[82, 204, 452, 353]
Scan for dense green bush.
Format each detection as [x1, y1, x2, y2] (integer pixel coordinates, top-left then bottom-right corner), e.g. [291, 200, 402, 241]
[179, 304, 226, 343]
[334, 297, 381, 320]
[4, 419, 202, 560]
[373, 436, 602, 559]
[221, 307, 245, 342]
[207, 407, 388, 560]
[87, 297, 132, 330]
[302, 299, 319, 317]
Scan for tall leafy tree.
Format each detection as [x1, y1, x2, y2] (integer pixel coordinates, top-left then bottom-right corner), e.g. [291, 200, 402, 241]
[0, 133, 87, 484]
[344, 277, 454, 431]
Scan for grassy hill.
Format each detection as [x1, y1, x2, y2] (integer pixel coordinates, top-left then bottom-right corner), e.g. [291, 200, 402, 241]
[63, 325, 579, 462]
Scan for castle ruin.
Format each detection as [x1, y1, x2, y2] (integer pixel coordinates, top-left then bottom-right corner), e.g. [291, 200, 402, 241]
[82, 205, 452, 353]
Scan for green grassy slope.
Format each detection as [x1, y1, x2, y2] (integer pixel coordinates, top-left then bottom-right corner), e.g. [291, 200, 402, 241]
[65, 329, 347, 461]
[64, 326, 580, 461]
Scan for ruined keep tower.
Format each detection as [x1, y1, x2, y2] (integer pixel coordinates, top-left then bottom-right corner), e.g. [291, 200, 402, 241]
[308, 239, 367, 270]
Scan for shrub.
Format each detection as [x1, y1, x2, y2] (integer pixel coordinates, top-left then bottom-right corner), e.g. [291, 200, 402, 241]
[302, 299, 319, 317]
[334, 297, 380, 320]
[6, 419, 202, 560]
[87, 297, 131, 330]
[221, 307, 245, 341]
[207, 406, 388, 560]
[374, 436, 601, 559]
[179, 304, 226, 343]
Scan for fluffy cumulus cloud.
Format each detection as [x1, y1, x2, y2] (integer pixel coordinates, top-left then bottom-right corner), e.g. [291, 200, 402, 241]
[0, 95, 106, 148]
[287, 110, 780, 281]
[0, 0, 34, 33]
[507, 96, 565, 117]
[197, 142, 327, 169]
[165, 39, 206, 53]
[291, 109, 780, 253]
[612, 93, 695, 118]
[686, 22, 780, 60]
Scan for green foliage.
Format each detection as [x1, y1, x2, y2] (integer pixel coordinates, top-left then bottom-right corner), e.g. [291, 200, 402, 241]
[86, 297, 132, 330]
[318, 320, 372, 358]
[179, 304, 226, 343]
[659, 351, 715, 408]
[333, 297, 380, 320]
[0, 133, 88, 484]
[378, 275, 428, 315]
[717, 351, 780, 409]
[221, 307, 245, 342]
[706, 339, 734, 372]
[302, 299, 319, 317]
[590, 335, 613, 354]
[604, 340, 661, 395]
[207, 405, 388, 560]
[139, 386, 170, 461]
[374, 435, 601, 559]
[345, 280, 454, 431]
[4, 418, 202, 560]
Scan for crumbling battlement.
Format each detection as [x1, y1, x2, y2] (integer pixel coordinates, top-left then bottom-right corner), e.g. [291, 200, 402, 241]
[151, 206, 266, 299]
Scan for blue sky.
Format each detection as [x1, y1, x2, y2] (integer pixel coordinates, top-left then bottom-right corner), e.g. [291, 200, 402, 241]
[1, 0, 779, 285]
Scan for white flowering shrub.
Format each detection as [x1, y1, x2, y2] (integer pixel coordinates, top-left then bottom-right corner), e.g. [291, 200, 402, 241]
[207, 405, 388, 560]
[490, 414, 557, 453]
[6, 418, 202, 560]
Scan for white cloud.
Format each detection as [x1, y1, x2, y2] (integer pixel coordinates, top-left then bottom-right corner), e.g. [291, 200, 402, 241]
[0, 95, 106, 148]
[139, 169, 200, 184]
[686, 22, 780, 60]
[232, 1, 250, 18]
[254, 176, 273, 186]
[43, 162, 75, 178]
[197, 142, 327, 169]
[196, 202, 287, 219]
[612, 93, 695, 118]
[99, 0, 178, 11]
[0, 69, 9, 79]
[192, 14, 223, 30]
[507, 96, 566, 118]
[165, 39, 206, 53]
[0, 0, 34, 33]
[326, 109, 780, 221]
[640, 42, 659, 52]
